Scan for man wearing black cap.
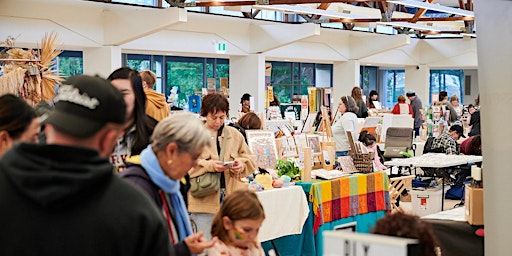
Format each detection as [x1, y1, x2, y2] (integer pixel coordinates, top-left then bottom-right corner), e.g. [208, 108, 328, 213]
[431, 124, 466, 155]
[406, 90, 424, 136]
[0, 75, 173, 256]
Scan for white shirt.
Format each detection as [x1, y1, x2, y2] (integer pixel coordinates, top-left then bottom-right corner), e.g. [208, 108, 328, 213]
[331, 112, 359, 152]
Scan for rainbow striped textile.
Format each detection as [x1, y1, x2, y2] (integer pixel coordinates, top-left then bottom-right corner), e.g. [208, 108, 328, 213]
[309, 172, 392, 234]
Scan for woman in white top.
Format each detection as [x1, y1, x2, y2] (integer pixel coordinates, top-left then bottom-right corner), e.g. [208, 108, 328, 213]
[450, 94, 464, 119]
[331, 95, 359, 157]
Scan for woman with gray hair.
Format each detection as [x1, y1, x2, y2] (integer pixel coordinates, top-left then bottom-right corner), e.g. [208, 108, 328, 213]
[120, 112, 217, 256]
[331, 95, 359, 157]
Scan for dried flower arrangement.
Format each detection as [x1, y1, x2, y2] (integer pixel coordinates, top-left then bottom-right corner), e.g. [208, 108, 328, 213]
[0, 32, 63, 105]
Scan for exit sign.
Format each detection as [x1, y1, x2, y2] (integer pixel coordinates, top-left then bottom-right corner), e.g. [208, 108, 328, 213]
[216, 42, 226, 54]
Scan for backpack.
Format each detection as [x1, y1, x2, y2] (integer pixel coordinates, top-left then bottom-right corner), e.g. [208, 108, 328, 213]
[423, 136, 445, 154]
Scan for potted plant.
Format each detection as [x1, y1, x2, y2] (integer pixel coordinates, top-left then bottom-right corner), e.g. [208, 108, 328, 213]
[276, 159, 301, 181]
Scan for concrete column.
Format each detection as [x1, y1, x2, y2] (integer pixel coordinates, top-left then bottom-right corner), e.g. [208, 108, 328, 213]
[405, 64, 430, 106]
[83, 46, 122, 78]
[474, 1, 512, 255]
[332, 60, 360, 110]
[228, 54, 266, 118]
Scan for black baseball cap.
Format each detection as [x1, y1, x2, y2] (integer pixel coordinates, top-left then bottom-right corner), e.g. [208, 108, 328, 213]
[45, 75, 126, 138]
[449, 124, 466, 138]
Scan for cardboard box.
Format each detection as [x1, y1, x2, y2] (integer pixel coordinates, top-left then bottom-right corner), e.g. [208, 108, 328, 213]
[465, 184, 484, 225]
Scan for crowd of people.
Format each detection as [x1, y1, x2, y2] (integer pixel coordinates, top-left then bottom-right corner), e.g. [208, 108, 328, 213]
[0, 70, 482, 255]
[0, 69, 263, 256]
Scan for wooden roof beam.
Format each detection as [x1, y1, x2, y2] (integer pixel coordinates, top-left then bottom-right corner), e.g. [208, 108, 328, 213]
[410, 0, 434, 23]
[327, 16, 474, 23]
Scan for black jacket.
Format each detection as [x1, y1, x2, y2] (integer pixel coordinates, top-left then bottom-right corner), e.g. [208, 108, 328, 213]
[0, 144, 173, 256]
[469, 110, 480, 136]
[121, 163, 191, 256]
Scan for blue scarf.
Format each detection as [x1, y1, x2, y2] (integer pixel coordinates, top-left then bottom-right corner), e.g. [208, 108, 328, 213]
[140, 145, 193, 241]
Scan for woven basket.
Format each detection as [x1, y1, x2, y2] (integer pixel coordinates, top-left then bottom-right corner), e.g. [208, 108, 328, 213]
[349, 151, 374, 173]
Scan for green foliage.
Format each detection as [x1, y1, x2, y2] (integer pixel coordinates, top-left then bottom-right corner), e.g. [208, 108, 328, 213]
[58, 56, 83, 78]
[167, 62, 203, 109]
[276, 159, 301, 179]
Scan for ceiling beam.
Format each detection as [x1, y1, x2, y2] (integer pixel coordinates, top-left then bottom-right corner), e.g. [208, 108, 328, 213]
[410, 0, 434, 23]
[314, 3, 331, 20]
[194, 0, 385, 7]
[327, 16, 474, 23]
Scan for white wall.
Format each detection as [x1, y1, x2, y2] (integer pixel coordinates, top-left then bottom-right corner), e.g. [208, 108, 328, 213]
[463, 69, 479, 105]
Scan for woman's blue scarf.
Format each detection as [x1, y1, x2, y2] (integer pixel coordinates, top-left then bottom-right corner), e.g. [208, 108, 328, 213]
[140, 145, 193, 241]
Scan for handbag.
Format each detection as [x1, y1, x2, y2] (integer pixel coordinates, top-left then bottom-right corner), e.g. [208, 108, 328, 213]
[189, 127, 227, 198]
[189, 172, 221, 198]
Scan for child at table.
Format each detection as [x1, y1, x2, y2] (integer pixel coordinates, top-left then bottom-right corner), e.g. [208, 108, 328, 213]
[208, 190, 266, 256]
[358, 131, 387, 171]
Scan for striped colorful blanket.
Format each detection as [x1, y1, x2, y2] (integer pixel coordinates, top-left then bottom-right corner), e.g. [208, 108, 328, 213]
[309, 172, 392, 234]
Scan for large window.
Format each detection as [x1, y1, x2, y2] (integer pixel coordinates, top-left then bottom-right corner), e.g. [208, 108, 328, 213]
[430, 70, 464, 104]
[360, 66, 378, 98]
[167, 57, 204, 109]
[381, 70, 405, 108]
[270, 61, 332, 104]
[56, 50, 83, 78]
[124, 54, 229, 110]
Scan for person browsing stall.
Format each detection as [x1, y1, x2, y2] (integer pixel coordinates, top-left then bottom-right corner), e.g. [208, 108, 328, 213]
[188, 93, 257, 241]
[406, 90, 424, 136]
[121, 112, 217, 255]
[439, 91, 458, 123]
[351, 86, 368, 118]
[0, 75, 172, 256]
[108, 67, 157, 172]
[229, 112, 262, 143]
[140, 70, 170, 121]
[331, 96, 359, 157]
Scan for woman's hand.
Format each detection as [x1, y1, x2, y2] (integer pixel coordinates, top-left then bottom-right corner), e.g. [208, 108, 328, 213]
[229, 159, 243, 174]
[213, 161, 229, 173]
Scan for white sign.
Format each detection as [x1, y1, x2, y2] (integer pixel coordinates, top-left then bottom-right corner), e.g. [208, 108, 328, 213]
[323, 231, 420, 256]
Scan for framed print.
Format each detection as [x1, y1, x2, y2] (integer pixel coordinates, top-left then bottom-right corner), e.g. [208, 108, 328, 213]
[246, 130, 278, 169]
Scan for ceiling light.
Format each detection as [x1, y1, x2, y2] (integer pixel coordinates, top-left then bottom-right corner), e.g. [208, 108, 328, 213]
[387, 0, 474, 17]
[376, 21, 455, 32]
[252, 4, 374, 20]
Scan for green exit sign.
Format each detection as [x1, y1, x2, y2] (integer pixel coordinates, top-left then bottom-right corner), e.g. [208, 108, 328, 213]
[216, 42, 226, 53]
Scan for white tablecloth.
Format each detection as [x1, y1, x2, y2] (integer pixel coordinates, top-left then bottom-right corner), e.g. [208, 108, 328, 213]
[384, 153, 483, 168]
[256, 185, 309, 242]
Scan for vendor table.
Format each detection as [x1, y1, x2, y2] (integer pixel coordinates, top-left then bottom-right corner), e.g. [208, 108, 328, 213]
[422, 207, 484, 256]
[256, 185, 309, 242]
[261, 172, 391, 256]
[384, 153, 483, 210]
[299, 172, 391, 256]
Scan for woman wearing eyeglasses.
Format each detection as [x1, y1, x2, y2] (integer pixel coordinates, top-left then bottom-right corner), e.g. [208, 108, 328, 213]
[188, 93, 257, 242]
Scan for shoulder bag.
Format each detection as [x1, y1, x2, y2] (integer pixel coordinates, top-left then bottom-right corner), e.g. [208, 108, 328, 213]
[189, 128, 227, 198]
